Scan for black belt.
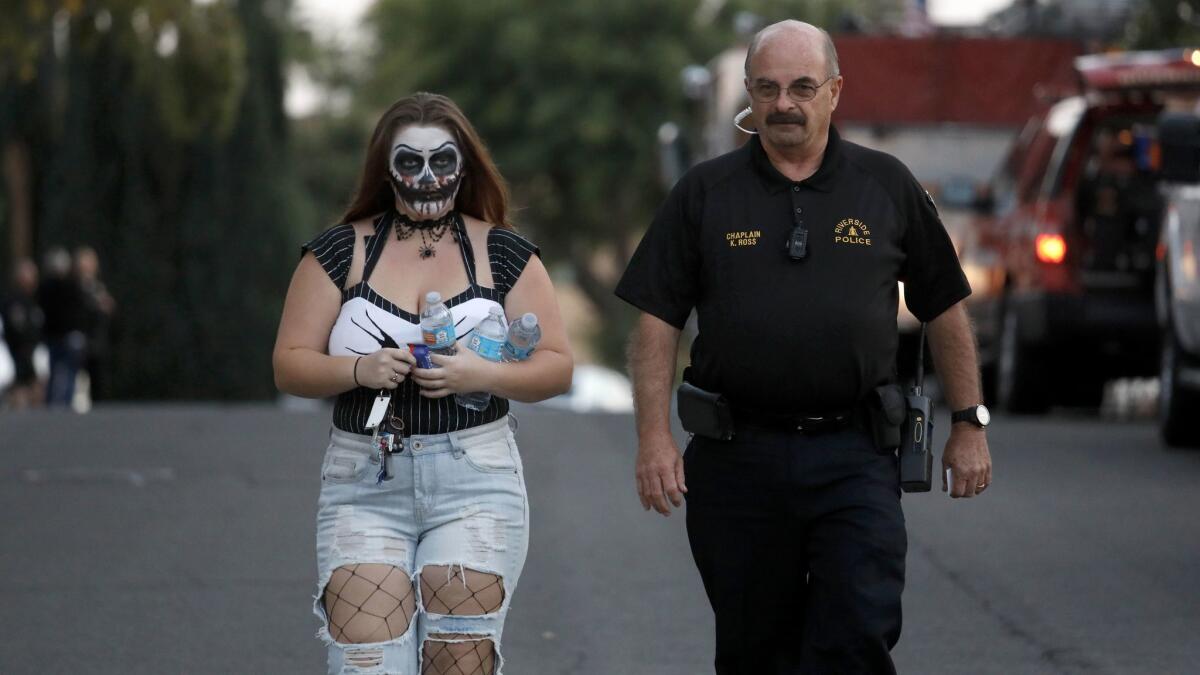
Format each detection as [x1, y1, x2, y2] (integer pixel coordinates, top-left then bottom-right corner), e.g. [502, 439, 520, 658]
[731, 405, 862, 434]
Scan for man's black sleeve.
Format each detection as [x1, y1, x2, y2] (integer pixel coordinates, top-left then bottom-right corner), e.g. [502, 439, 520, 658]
[898, 173, 972, 322]
[614, 177, 701, 329]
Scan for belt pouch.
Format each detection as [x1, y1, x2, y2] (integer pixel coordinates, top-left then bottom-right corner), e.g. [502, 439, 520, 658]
[866, 383, 906, 450]
[677, 381, 734, 441]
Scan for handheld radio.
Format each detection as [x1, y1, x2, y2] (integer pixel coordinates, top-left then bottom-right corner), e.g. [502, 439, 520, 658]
[899, 324, 934, 492]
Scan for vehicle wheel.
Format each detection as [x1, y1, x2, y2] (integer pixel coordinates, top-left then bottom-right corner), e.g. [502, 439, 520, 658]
[996, 300, 1049, 414]
[1160, 329, 1200, 447]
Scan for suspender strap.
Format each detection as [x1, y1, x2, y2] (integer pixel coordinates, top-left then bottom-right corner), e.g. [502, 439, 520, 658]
[454, 213, 477, 287]
[360, 212, 392, 283]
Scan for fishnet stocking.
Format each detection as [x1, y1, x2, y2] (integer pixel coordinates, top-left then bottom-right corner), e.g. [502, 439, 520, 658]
[324, 563, 416, 643]
[419, 566, 505, 615]
[422, 635, 495, 675]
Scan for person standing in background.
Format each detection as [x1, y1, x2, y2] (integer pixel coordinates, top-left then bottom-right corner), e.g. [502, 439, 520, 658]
[38, 247, 87, 408]
[2, 258, 45, 408]
[75, 246, 116, 402]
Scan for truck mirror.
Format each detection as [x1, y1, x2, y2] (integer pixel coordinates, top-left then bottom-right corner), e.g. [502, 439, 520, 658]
[1158, 112, 1200, 184]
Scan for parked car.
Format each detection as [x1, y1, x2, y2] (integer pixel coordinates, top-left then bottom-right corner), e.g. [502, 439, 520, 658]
[969, 49, 1200, 413]
[538, 364, 634, 414]
[1156, 111, 1200, 446]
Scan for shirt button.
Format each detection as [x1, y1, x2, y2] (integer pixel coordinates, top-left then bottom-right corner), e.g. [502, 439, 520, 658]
[792, 185, 800, 192]
[795, 207, 803, 214]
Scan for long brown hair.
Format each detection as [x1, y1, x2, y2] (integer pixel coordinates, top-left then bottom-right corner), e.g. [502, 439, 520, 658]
[341, 92, 513, 229]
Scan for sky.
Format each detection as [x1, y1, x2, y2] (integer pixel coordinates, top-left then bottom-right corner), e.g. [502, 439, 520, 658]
[294, 0, 373, 41]
[926, 0, 1015, 25]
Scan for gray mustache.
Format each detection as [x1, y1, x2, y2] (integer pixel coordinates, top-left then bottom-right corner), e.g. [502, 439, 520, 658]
[767, 113, 806, 125]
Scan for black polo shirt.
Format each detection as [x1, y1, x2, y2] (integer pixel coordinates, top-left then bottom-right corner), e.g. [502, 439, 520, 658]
[615, 126, 970, 415]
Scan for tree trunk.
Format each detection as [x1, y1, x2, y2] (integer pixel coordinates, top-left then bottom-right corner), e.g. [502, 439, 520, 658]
[2, 137, 34, 263]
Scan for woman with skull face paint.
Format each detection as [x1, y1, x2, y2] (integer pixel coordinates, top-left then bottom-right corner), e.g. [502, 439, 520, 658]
[273, 93, 573, 675]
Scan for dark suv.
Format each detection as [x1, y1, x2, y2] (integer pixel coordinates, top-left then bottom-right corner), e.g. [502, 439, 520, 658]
[969, 50, 1200, 413]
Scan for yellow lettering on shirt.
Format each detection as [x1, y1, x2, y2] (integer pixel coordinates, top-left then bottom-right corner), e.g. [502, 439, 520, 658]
[833, 218, 872, 247]
[726, 229, 762, 248]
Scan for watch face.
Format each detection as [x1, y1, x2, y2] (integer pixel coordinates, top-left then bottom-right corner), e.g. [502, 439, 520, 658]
[976, 405, 991, 426]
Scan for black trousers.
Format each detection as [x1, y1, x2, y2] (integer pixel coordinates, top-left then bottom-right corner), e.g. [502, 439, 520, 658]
[684, 426, 906, 675]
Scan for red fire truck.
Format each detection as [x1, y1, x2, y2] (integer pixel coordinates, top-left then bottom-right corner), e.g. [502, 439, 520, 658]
[971, 49, 1200, 413]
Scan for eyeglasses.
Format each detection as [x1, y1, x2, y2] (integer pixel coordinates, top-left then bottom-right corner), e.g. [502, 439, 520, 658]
[748, 75, 837, 104]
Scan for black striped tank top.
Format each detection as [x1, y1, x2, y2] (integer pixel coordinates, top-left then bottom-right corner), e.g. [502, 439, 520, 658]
[300, 211, 540, 435]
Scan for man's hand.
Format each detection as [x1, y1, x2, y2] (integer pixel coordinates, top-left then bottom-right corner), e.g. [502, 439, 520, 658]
[627, 312, 686, 516]
[927, 302, 993, 499]
[636, 433, 687, 516]
[941, 425, 991, 498]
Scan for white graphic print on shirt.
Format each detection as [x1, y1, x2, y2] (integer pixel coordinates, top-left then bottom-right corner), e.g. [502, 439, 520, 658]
[328, 296, 506, 356]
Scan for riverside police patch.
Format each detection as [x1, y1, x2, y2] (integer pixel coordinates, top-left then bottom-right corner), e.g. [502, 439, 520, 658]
[833, 218, 872, 246]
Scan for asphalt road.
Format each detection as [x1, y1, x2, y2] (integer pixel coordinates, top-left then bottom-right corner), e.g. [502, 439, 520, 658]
[1, 403, 1198, 674]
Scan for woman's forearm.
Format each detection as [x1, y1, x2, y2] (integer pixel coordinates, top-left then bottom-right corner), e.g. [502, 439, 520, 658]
[485, 350, 573, 403]
[274, 348, 359, 399]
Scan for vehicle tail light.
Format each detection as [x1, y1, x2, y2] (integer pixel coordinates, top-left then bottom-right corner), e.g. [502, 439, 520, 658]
[1036, 233, 1067, 264]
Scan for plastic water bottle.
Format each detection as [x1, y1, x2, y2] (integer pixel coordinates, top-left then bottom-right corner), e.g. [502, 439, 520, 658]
[502, 313, 541, 362]
[456, 306, 507, 410]
[420, 291, 457, 358]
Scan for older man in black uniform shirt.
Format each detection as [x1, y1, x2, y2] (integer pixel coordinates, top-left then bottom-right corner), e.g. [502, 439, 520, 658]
[615, 20, 993, 675]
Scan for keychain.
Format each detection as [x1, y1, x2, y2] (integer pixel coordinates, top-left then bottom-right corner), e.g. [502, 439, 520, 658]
[373, 401, 406, 484]
[375, 429, 395, 483]
[365, 389, 394, 483]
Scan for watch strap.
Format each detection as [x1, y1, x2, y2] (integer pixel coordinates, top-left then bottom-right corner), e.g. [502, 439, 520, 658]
[951, 406, 980, 426]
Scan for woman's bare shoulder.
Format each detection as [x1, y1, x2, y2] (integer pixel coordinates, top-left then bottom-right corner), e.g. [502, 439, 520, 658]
[348, 216, 379, 239]
[460, 213, 498, 237]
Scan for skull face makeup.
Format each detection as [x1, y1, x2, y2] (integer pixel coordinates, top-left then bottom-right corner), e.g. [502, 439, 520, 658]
[389, 125, 464, 219]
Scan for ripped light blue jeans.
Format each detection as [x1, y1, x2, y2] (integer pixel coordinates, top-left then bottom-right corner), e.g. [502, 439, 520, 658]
[314, 416, 529, 675]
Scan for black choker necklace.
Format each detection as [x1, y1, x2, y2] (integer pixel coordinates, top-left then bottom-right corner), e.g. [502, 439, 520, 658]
[394, 211, 459, 260]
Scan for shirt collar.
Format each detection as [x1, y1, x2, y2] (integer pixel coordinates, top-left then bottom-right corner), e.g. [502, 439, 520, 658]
[749, 125, 843, 194]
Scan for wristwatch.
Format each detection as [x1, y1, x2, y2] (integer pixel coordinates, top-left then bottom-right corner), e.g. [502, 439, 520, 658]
[951, 404, 991, 429]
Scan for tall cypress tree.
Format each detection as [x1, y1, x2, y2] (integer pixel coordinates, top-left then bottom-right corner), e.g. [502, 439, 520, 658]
[173, 0, 309, 399]
[6, 0, 310, 400]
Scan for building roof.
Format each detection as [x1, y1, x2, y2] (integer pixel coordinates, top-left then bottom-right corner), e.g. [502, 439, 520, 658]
[833, 36, 1083, 127]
